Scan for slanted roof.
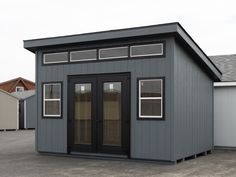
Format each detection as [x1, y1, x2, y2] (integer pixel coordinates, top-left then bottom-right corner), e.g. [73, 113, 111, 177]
[11, 90, 35, 100]
[0, 89, 19, 100]
[23, 22, 222, 81]
[0, 77, 35, 93]
[210, 54, 236, 81]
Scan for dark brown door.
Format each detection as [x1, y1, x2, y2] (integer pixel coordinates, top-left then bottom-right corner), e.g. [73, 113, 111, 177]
[68, 73, 130, 156]
[19, 100, 25, 129]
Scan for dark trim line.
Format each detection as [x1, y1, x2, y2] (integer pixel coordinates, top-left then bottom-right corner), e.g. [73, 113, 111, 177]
[24, 22, 179, 43]
[176, 24, 222, 75]
[37, 151, 176, 164]
[136, 77, 165, 120]
[40, 40, 165, 66]
[41, 81, 63, 119]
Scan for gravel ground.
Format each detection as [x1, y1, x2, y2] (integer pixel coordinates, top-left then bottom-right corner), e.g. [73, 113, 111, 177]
[0, 130, 236, 177]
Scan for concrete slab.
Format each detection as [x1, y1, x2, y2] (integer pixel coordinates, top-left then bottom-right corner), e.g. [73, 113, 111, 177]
[0, 130, 236, 177]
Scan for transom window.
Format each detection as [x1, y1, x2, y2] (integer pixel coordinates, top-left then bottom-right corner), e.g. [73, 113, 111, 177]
[43, 83, 62, 117]
[99, 46, 129, 60]
[43, 52, 68, 64]
[131, 43, 163, 57]
[70, 49, 97, 62]
[138, 78, 163, 119]
[42, 42, 164, 64]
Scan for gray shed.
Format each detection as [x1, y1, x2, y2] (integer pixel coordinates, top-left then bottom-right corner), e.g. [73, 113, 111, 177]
[11, 90, 36, 129]
[24, 22, 221, 163]
[210, 54, 236, 149]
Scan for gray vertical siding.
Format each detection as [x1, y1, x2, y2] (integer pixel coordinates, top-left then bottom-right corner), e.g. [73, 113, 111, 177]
[36, 37, 174, 161]
[214, 86, 236, 148]
[25, 95, 36, 129]
[173, 41, 213, 160]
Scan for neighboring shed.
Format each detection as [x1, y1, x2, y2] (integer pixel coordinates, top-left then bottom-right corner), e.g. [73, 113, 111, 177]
[210, 54, 236, 149]
[24, 22, 221, 163]
[11, 90, 36, 129]
[0, 89, 19, 130]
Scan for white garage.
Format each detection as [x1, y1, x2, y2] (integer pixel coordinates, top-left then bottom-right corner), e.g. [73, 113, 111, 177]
[214, 82, 236, 149]
[211, 54, 236, 149]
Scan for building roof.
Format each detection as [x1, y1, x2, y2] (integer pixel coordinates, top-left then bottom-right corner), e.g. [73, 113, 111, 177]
[11, 90, 35, 100]
[0, 77, 35, 93]
[210, 54, 236, 82]
[23, 22, 222, 81]
[0, 89, 19, 100]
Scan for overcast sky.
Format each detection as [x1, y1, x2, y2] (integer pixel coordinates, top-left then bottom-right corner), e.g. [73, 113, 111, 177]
[0, 0, 235, 82]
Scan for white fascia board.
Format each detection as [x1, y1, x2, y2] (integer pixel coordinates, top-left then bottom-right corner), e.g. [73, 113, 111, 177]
[214, 82, 236, 87]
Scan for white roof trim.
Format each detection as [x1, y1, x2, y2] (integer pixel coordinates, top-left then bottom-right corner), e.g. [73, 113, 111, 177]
[214, 82, 236, 87]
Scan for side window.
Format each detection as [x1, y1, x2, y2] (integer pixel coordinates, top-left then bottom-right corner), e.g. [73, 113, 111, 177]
[16, 86, 24, 92]
[43, 83, 62, 118]
[138, 78, 164, 119]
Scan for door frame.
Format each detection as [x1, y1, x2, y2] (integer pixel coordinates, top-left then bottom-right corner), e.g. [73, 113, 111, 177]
[67, 72, 131, 157]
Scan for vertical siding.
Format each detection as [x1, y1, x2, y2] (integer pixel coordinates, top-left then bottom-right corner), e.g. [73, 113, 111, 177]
[214, 86, 236, 147]
[173, 41, 213, 160]
[0, 92, 18, 130]
[25, 95, 36, 128]
[36, 38, 174, 161]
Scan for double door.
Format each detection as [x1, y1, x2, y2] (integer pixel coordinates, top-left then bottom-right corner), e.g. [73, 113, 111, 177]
[68, 73, 130, 156]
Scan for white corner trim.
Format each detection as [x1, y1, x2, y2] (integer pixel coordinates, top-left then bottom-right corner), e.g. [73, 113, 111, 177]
[16, 100, 19, 130]
[24, 100, 27, 129]
[214, 82, 236, 87]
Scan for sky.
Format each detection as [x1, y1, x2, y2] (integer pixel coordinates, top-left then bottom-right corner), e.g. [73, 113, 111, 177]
[0, 0, 235, 82]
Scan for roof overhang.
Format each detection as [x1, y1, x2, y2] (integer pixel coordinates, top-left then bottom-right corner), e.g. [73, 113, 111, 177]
[23, 22, 222, 81]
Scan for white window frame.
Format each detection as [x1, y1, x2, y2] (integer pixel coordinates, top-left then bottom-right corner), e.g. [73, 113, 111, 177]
[43, 83, 61, 117]
[15, 86, 24, 92]
[138, 79, 163, 118]
[43, 52, 68, 64]
[130, 43, 164, 57]
[99, 46, 129, 60]
[70, 49, 97, 62]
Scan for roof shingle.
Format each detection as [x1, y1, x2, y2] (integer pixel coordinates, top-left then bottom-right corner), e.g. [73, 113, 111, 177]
[210, 54, 236, 82]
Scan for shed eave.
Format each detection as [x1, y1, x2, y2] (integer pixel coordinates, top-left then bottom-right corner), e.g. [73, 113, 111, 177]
[23, 22, 222, 81]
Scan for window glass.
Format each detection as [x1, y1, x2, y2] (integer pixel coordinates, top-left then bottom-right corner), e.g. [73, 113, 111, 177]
[99, 47, 128, 59]
[131, 43, 163, 57]
[45, 101, 60, 115]
[43, 52, 68, 64]
[140, 80, 162, 97]
[139, 79, 163, 118]
[141, 99, 161, 116]
[70, 50, 97, 62]
[45, 84, 61, 99]
[16, 86, 24, 92]
[43, 83, 61, 117]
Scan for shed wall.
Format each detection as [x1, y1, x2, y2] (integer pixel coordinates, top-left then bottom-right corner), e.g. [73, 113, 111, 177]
[173, 40, 213, 160]
[36, 37, 174, 161]
[25, 95, 36, 129]
[214, 86, 236, 148]
[0, 91, 18, 130]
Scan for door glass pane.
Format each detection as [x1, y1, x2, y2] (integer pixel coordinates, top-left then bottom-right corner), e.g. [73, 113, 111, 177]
[74, 83, 92, 145]
[103, 82, 121, 146]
